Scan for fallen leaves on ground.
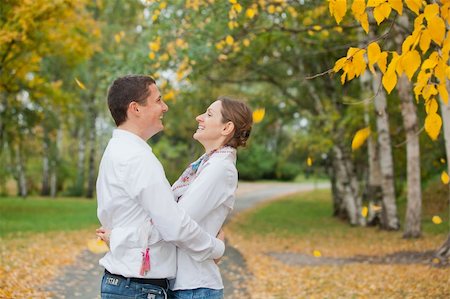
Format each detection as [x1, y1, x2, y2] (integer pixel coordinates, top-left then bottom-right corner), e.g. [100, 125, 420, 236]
[225, 220, 449, 298]
[0, 229, 95, 298]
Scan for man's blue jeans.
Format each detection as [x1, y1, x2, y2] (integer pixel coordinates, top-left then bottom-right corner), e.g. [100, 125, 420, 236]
[101, 272, 168, 299]
[169, 288, 224, 299]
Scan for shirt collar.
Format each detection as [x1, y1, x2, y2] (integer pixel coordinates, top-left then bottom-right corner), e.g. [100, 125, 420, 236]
[112, 129, 152, 150]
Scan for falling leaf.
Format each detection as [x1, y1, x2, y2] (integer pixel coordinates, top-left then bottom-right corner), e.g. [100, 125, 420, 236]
[252, 108, 265, 123]
[362, 206, 368, 217]
[307, 157, 313, 167]
[352, 127, 371, 151]
[441, 171, 449, 184]
[75, 78, 86, 90]
[313, 250, 322, 257]
[432, 216, 442, 224]
[87, 238, 109, 254]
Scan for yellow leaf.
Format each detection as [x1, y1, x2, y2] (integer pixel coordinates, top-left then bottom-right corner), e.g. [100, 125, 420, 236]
[438, 83, 449, 104]
[268, 5, 276, 14]
[402, 35, 415, 54]
[313, 250, 322, 257]
[243, 38, 250, 47]
[352, 49, 367, 77]
[352, 127, 371, 151]
[148, 52, 155, 60]
[333, 57, 348, 73]
[307, 157, 313, 167]
[367, 42, 381, 68]
[432, 215, 443, 224]
[435, 60, 447, 82]
[87, 239, 109, 254]
[441, 158, 446, 164]
[233, 3, 242, 13]
[114, 34, 121, 43]
[246, 8, 256, 18]
[377, 52, 388, 73]
[226, 35, 234, 46]
[402, 50, 421, 80]
[428, 15, 445, 45]
[75, 78, 86, 90]
[229, 0, 237, 4]
[422, 84, 438, 101]
[421, 52, 439, 70]
[441, 171, 450, 184]
[382, 69, 397, 94]
[373, 2, 391, 25]
[329, 0, 347, 24]
[362, 206, 368, 217]
[313, 25, 322, 31]
[252, 108, 265, 123]
[423, 3, 439, 21]
[359, 12, 369, 33]
[419, 29, 431, 53]
[425, 98, 438, 114]
[388, 0, 402, 15]
[367, 0, 384, 7]
[424, 112, 442, 141]
[351, 0, 365, 16]
[405, 0, 421, 15]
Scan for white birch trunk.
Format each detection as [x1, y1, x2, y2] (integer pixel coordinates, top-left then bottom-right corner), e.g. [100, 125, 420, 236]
[372, 73, 400, 230]
[398, 75, 422, 238]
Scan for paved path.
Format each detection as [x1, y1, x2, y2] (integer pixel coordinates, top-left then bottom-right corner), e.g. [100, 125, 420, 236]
[44, 181, 329, 299]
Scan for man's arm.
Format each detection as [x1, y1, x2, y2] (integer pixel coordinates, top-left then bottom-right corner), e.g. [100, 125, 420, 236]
[128, 153, 225, 261]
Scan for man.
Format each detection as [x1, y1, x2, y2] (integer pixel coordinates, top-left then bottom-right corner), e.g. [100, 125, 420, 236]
[96, 75, 224, 298]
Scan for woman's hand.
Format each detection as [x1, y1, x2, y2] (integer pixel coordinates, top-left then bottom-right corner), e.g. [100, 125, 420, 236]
[96, 227, 111, 248]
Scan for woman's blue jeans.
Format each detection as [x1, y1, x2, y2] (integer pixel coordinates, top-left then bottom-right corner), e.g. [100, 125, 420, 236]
[169, 288, 224, 299]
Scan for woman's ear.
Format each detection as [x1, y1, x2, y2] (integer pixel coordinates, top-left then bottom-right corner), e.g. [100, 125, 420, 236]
[222, 121, 235, 136]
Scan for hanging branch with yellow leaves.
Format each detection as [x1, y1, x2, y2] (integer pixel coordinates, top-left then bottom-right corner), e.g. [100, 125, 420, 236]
[329, 0, 450, 141]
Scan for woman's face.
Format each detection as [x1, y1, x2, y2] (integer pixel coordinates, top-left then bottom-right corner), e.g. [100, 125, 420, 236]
[193, 100, 228, 145]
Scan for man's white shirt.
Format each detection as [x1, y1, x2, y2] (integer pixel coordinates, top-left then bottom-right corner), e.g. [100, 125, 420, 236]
[96, 129, 224, 279]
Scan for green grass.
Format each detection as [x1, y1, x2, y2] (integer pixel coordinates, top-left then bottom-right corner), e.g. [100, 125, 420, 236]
[232, 189, 448, 238]
[0, 196, 99, 238]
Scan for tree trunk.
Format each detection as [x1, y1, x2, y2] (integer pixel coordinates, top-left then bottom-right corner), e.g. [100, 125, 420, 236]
[86, 111, 97, 198]
[41, 131, 51, 196]
[15, 143, 27, 197]
[332, 144, 364, 225]
[372, 72, 400, 230]
[398, 75, 422, 238]
[361, 70, 383, 225]
[75, 127, 86, 196]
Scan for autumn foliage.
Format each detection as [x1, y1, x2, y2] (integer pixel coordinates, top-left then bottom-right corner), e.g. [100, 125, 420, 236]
[330, 0, 449, 141]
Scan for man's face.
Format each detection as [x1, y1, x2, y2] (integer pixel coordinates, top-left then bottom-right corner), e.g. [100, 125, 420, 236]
[137, 84, 168, 138]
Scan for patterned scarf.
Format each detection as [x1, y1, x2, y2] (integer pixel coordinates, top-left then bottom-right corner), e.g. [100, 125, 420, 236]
[172, 146, 236, 202]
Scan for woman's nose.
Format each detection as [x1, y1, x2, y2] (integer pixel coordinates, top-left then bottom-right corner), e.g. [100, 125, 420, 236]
[195, 114, 203, 122]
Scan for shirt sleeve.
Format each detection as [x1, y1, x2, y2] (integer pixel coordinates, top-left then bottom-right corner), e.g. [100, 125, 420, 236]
[177, 161, 237, 223]
[126, 152, 225, 261]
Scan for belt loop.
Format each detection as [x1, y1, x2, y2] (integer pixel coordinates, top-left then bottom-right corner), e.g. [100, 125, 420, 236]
[125, 277, 131, 288]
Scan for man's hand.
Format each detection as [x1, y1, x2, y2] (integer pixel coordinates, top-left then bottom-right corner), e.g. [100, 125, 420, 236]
[96, 227, 111, 248]
[214, 229, 225, 265]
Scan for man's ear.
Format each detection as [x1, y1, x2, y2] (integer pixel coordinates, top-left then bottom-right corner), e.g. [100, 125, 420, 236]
[222, 121, 235, 137]
[128, 101, 140, 116]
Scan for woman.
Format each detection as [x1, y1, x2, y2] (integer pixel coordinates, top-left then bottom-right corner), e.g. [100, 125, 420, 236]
[169, 97, 252, 299]
[98, 96, 252, 299]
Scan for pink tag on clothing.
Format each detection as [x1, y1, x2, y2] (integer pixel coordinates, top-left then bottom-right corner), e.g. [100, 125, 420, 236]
[140, 247, 150, 276]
